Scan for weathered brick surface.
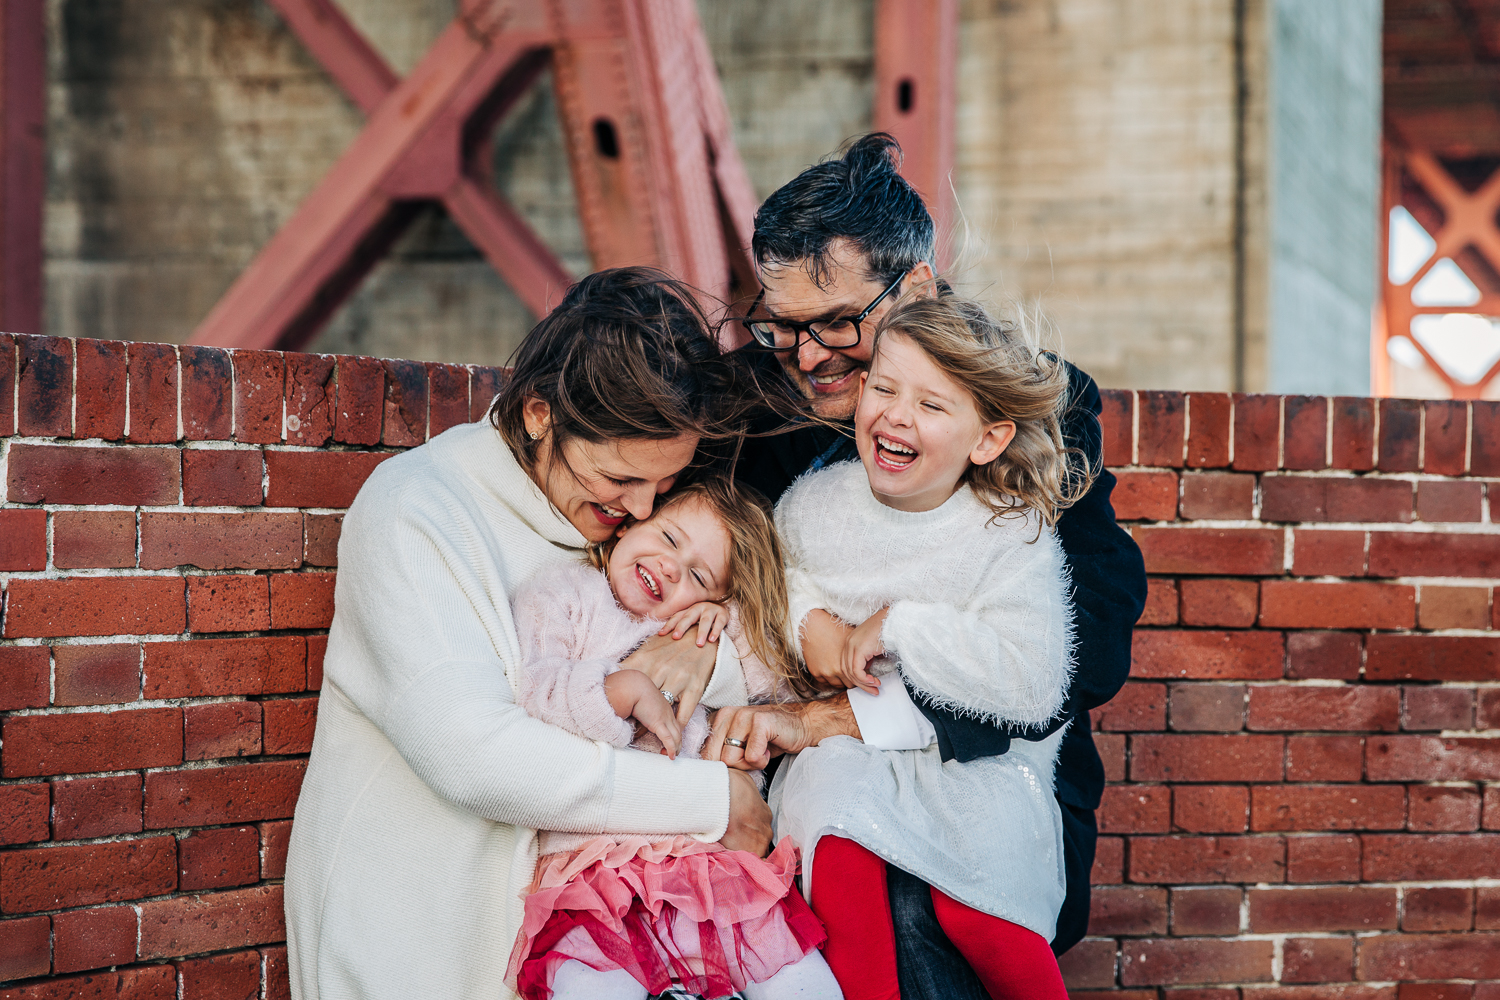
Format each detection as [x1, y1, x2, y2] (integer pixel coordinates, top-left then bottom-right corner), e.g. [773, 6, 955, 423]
[7, 444, 180, 505]
[3, 577, 186, 638]
[0, 837, 177, 912]
[1248, 886, 1396, 934]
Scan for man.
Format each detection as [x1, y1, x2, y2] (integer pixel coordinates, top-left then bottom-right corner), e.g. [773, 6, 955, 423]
[710, 133, 1147, 994]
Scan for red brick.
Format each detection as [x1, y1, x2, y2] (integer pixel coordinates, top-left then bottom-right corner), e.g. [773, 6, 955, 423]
[1474, 401, 1500, 477]
[179, 827, 261, 892]
[0, 836, 176, 912]
[303, 513, 343, 567]
[1281, 937, 1353, 984]
[178, 949, 261, 1000]
[1403, 686, 1474, 730]
[1094, 682, 1166, 731]
[0, 509, 46, 570]
[1120, 938, 1273, 986]
[1169, 683, 1245, 731]
[1173, 785, 1248, 833]
[145, 635, 305, 698]
[469, 366, 506, 424]
[1286, 834, 1360, 882]
[1136, 526, 1284, 575]
[0, 333, 13, 436]
[3, 707, 181, 777]
[18, 336, 73, 437]
[1233, 393, 1281, 471]
[1099, 785, 1172, 833]
[334, 355, 384, 445]
[1179, 471, 1254, 520]
[1139, 579, 1179, 625]
[1185, 393, 1231, 468]
[182, 345, 233, 440]
[1260, 581, 1415, 629]
[1479, 886, 1500, 929]
[1362, 833, 1500, 881]
[138, 885, 286, 960]
[0, 785, 49, 846]
[1138, 391, 1185, 467]
[184, 701, 263, 760]
[0, 965, 176, 1000]
[1247, 686, 1399, 732]
[1251, 784, 1406, 831]
[1400, 986, 1473, 1000]
[1132, 734, 1283, 782]
[1249, 885, 1398, 933]
[382, 358, 428, 447]
[1260, 476, 1413, 523]
[1179, 579, 1258, 627]
[1092, 836, 1123, 883]
[264, 697, 318, 755]
[1097, 734, 1127, 783]
[263, 450, 392, 509]
[1366, 736, 1500, 781]
[52, 774, 143, 840]
[1369, 531, 1500, 579]
[0, 914, 50, 981]
[52, 906, 137, 974]
[269, 572, 336, 629]
[0, 646, 48, 711]
[4, 577, 186, 639]
[1286, 632, 1361, 680]
[1404, 886, 1474, 932]
[307, 634, 327, 690]
[1409, 785, 1482, 831]
[1132, 630, 1284, 680]
[263, 945, 291, 1000]
[1287, 735, 1365, 782]
[1483, 687, 1500, 728]
[1424, 400, 1468, 475]
[53, 510, 136, 569]
[232, 350, 284, 444]
[54, 643, 139, 706]
[1367, 634, 1500, 682]
[1486, 785, 1500, 830]
[74, 339, 127, 441]
[1283, 396, 1328, 471]
[1357, 932, 1500, 980]
[1089, 886, 1168, 935]
[1057, 937, 1116, 990]
[7, 444, 180, 505]
[187, 575, 270, 633]
[1418, 480, 1483, 522]
[1114, 471, 1179, 520]
[1292, 530, 1366, 577]
[144, 760, 307, 828]
[140, 512, 302, 570]
[1419, 586, 1489, 630]
[260, 820, 292, 880]
[183, 449, 264, 506]
[128, 341, 180, 444]
[1331, 396, 1377, 471]
[284, 353, 335, 447]
[1169, 886, 1240, 935]
[427, 362, 470, 437]
[1379, 398, 1422, 473]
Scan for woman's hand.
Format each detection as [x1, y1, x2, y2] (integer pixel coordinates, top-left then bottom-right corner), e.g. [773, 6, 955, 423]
[658, 601, 731, 647]
[704, 697, 861, 770]
[720, 768, 772, 857]
[801, 609, 854, 689]
[622, 633, 718, 725]
[603, 669, 683, 758]
[839, 608, 889, 695]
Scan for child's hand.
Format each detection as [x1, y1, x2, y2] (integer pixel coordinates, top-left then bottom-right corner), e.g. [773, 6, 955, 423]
[657, 601, 731, 648]
[839, 608, 889, 695]
[603, 669, 683, 758]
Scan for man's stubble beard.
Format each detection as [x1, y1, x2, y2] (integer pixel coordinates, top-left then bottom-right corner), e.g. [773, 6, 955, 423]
[778, 353, 864, 422]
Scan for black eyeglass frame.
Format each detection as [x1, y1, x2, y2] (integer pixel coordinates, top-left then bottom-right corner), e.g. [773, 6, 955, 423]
[735, 272, 906, 353]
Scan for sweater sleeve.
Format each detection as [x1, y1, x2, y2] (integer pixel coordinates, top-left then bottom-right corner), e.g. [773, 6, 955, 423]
[327, 470, 729, 841]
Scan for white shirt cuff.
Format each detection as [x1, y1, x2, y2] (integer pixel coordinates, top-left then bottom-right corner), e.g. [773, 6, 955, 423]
[848, 679, 937, 750]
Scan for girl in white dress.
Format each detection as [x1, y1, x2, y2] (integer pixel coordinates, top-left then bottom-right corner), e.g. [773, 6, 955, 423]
[770, 294, 1091, 1000]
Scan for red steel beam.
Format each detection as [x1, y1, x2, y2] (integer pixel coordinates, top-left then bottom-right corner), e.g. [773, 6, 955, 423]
[0, 0, 45, 336]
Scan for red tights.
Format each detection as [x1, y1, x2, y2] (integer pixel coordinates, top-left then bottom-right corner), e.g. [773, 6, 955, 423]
[810, 836, 1068, 1000]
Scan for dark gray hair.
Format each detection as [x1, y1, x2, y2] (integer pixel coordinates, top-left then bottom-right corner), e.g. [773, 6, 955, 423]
[751, 133, 935, 289]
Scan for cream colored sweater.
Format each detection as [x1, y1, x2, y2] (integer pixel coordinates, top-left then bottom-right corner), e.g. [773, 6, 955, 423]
[283, 421, 739, 1000]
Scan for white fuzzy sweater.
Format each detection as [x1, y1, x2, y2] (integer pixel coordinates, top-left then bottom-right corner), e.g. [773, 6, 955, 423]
[283, 422, 744, 1000]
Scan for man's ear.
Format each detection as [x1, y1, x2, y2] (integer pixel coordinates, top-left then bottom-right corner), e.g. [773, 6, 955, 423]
[971, 421, 1017, 466]
[910, 261, 938, 299]
[522, 396, 552, 439]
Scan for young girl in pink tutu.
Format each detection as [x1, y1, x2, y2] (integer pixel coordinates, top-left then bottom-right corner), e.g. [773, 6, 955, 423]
[504, 477, 842, 1000]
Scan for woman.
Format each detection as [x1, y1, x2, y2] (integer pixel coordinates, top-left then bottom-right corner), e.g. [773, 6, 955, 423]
[284, 268, 776, 1000]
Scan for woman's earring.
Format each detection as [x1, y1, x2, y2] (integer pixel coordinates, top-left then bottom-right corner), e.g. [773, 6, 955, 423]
[529, 430, 540, 440]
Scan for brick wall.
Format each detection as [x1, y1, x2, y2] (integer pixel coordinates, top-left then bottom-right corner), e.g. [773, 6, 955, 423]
[0, 334, 1496, 997]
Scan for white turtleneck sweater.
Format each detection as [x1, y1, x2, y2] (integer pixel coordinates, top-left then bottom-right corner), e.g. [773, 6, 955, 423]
[283, 421, 742, 1000]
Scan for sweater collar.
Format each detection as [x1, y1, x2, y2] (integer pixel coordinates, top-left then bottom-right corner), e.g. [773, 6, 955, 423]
[440, 422, 589, 550]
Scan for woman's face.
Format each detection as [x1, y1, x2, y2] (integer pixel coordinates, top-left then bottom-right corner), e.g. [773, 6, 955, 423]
[607, 496, 732, 618]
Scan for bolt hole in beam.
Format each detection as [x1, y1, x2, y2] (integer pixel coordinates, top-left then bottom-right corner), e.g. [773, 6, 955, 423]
[592, 117, 621, 159]
[897, 78, 915, 113]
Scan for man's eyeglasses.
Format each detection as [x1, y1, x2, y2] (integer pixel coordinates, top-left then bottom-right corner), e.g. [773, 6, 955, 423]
[736, 273, 905, 352]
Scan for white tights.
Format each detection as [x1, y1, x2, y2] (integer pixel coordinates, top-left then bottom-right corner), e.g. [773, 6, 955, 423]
[548, 951, 844, 999]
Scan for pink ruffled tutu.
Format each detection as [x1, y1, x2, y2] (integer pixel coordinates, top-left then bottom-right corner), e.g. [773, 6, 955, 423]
[507, 835, 825, 1000]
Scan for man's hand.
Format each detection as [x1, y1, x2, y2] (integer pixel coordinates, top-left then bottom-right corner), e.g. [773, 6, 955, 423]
[801, 609, 854, 689]
[704, 695, 862, 770]
[721, 769, 772, 856]
[622, 632, 717, 724]
[840, 608, 889, 694]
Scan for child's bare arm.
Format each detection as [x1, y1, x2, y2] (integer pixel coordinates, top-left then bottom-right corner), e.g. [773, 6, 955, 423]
[603, 669, 683, 758]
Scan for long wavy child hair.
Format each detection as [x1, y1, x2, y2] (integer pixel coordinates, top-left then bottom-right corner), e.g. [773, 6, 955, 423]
[590, 477, 807, 699]
[871, 294, 1094, 527]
